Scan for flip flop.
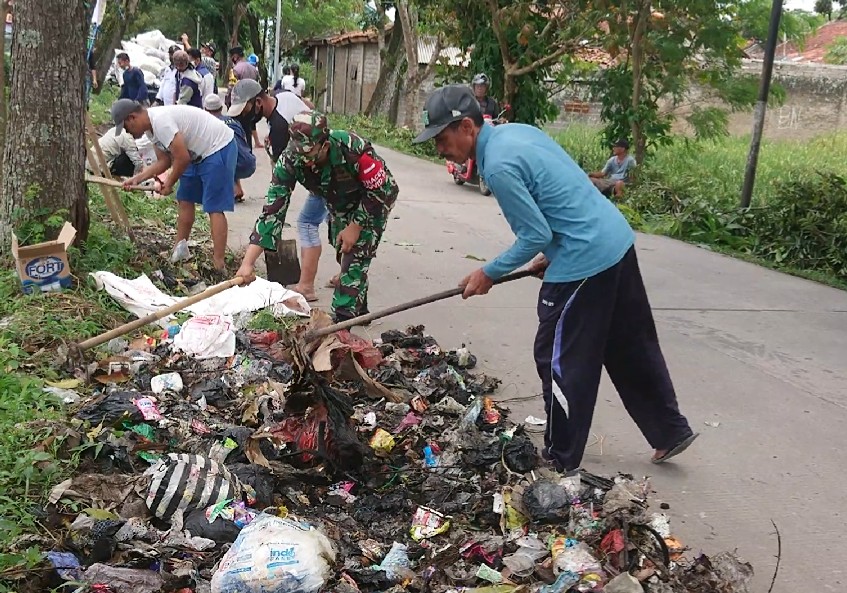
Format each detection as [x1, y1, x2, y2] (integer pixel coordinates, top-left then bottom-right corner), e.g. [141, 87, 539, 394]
[651, 432, 699, 464]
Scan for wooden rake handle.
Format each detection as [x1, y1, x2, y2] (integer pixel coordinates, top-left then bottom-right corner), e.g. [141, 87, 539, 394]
[86, 174, 151, 192]
[74, 276, 245, 353]
[304, 269, 537, 342]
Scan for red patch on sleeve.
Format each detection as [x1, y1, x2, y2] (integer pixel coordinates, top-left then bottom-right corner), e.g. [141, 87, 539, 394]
[357, 153, 388, 190]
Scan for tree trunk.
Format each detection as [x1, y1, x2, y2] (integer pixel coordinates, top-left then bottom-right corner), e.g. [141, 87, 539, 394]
[92, 0, 141, 94]
[630, 0, 650, 164]
[246, 9, 268, 88]
[365, 11, 406, 122]
[0, 0, 9, 152]
[0, 0, 90, 252]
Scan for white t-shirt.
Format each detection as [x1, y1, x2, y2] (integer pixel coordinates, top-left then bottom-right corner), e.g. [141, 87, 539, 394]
[156, 67, 177, 106]
[146, 105, 233, 162]
[279, 74, 305, 97]
[275, 92, 311, 123]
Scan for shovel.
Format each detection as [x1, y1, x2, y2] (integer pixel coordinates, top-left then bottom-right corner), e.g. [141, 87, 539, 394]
[304, 269, 536, 342]
[264, 240, 301, 286]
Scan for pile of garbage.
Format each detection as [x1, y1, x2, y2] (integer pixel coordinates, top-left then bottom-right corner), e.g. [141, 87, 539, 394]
[17, 305, 755, 593]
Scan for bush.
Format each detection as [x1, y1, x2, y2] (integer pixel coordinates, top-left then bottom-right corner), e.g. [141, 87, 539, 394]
[750, 173, 847, 278]
[551, 126, 847, 286]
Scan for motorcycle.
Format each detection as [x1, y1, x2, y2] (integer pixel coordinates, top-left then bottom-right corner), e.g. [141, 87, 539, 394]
[446, 106, 509, 196]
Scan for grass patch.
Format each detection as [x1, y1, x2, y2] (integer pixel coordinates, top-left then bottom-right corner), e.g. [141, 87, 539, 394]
[328, 113, 441, 163]
[0, 186, 228, 574]
[552, 123, 847, 287]
[88, 83, 120, 127]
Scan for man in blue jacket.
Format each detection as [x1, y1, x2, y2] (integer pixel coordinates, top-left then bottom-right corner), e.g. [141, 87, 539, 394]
[413, 85, 697, 473]
[117, 53, 148, 105]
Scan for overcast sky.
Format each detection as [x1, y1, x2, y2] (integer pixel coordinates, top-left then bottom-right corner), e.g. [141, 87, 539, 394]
[785, 0, 817, 11]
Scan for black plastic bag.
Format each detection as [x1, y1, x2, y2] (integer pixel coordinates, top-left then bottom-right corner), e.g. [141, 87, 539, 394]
[523, 479, 571, 522]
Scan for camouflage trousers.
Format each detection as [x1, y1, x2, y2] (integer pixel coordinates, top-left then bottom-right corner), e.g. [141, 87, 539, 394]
[329, 213, 388, 322]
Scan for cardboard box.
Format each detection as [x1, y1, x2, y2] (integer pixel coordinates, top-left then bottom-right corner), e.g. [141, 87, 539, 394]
[11, 222, 77, 294]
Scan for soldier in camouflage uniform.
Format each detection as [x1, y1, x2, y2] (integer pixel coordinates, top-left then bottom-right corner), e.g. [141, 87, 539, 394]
[235, 111, 399, 322]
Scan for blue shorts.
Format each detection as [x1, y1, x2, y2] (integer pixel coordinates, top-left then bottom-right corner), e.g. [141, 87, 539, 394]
[176, 139, 237, 213]
[297, 194, 328, 248]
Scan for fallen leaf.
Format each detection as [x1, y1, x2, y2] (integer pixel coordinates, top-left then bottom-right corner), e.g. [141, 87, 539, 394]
[394, 242, 420, 247]
[244, 436, 271, 468]
[465, 254, 487, 262]
[46, 378, 81, 389]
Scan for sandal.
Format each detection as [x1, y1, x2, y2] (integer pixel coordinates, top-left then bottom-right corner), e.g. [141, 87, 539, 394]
[326, 275, 340, 289]
[292, 285, 318, 302]
[652, 432, 699, 464]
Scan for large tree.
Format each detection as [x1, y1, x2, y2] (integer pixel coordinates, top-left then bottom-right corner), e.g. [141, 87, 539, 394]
[431, 0, 603, 126]
[594, 0, 751, 163]
[0, 0, 90, 251]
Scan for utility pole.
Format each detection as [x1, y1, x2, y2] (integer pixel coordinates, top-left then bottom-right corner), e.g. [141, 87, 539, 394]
[196, 15, 200, 46]
[272, 0, 282, 86]
[740, 0, 782, 209]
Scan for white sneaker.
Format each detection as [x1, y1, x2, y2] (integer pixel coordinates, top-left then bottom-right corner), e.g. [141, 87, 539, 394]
[170, 239, 190, 263]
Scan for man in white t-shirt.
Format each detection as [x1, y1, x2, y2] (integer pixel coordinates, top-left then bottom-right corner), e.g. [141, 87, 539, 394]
[111, 99, 237, 271]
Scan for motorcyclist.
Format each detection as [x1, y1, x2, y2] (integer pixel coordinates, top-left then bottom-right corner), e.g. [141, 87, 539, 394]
[471, 73, 501, 119]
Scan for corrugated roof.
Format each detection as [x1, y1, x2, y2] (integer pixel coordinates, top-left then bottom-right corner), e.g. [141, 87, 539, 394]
[417, 36, 468, 66]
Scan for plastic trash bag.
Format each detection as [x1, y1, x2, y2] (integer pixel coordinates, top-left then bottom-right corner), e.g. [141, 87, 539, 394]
[145, 454, 252, 530]
[211, 513, 335, 593]
[523, 479, 570, 522]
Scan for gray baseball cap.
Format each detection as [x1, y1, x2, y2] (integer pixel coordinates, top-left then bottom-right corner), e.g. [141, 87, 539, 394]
[413, 84, 482, 144]
[111, 99, 143, 136]
[227, 79, 262, 117]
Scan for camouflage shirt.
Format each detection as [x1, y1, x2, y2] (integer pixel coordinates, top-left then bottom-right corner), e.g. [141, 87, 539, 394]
[250, 129, 399, 251]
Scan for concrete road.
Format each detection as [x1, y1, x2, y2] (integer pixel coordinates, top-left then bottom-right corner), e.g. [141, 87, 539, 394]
[229, 135, 847, 592]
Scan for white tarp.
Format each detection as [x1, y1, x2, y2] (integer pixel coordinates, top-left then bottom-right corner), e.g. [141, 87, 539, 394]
[90, 272, 311, 329]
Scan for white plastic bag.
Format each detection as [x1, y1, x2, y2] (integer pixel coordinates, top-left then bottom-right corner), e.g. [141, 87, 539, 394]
[91, 272, 311, 329]
[211, 513, 335, 593]
[173, 315, 236, 359]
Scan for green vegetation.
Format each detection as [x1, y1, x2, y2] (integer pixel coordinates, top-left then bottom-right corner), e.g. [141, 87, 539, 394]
[0, 189, 214, 576]
[824, 37, 847, 65]
[89, 83, 120, 127]
[329, 113, 441, 163]
[555, 124, 847, 288]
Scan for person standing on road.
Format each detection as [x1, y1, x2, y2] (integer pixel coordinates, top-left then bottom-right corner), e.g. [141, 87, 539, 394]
[279, 63, 306, 97]
[227, 46, 261, 148]
[204, 93, 256, 203]
[229, 79, 326, 301]
[188, 48, 216, 99]
[111, 99, 237, 272]
[236, 112, 398, 321]
[413, 85, 698, 473]
[155, 45, 181, 106]
[172, 50, 203, 108]
[117, 53, 149, 104]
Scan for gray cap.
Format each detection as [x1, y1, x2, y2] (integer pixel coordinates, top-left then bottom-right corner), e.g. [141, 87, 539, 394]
[203, 93, 223, 111]
[111, 99, 142, 136]
[227, 79, 262, 116]
[413, 84, 482, 144]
